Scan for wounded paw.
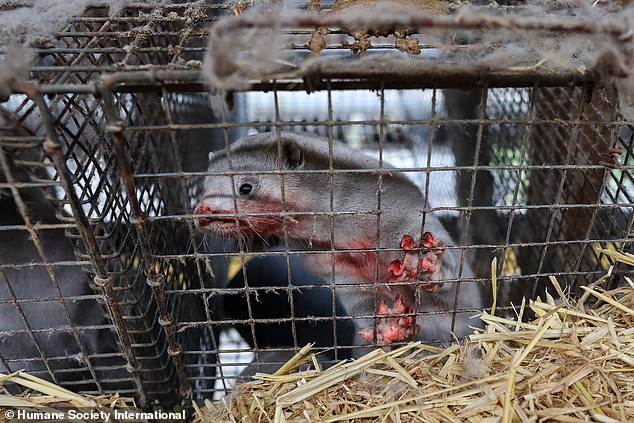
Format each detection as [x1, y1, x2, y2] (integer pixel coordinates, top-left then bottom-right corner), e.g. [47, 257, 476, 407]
[389, 233, 445, 290]
[358, 295, 420, 344]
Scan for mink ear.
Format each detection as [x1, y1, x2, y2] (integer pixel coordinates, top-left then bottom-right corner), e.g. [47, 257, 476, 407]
[276, 138, 304, 169]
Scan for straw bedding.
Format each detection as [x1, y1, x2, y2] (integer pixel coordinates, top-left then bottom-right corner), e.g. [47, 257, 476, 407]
[1, 250, 632, 423]
[0, 371, 140, 422]
[195, 250, 634, 423]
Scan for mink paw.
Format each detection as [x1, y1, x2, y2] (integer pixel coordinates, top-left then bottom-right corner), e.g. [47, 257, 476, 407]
[389, 233, 445, 290]
[358, 295, 420, 344]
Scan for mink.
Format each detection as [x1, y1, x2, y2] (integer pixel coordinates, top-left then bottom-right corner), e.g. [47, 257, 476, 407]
[195, 131, 484, 346]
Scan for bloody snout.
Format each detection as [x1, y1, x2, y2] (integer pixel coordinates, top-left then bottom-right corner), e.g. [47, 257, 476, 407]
[194, 204, 215, 226]
[194, 204, 239, 227]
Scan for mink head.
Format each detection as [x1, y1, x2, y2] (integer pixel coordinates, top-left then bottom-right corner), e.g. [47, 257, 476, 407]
[194, 132, 306, 238]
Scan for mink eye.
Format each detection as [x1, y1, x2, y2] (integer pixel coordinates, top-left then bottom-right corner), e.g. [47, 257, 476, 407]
[239, 183, 252, 195]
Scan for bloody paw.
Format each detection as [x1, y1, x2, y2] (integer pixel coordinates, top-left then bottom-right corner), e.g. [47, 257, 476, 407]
[389, 232, 445, 283]
[400, 234, 417, 251]
[422, 231, 435, 249]
[358, 295, 420, 344]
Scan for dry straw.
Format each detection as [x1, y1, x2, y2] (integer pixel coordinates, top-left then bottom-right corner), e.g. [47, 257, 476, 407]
[0, 371, 141, 422]
[196, 250, 634, 423]
[1, 251, 631, 422]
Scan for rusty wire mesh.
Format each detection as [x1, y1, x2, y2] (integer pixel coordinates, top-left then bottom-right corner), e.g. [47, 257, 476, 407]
[0, 1, 632, 405]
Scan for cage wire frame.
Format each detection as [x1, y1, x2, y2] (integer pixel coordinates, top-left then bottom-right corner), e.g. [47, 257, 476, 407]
[1, 1, 633, 404]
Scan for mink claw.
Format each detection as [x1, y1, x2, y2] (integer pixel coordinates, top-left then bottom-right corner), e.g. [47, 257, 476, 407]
[400, 234, 417, 251]
[422, 231, 435, 249]
[377, 299, 390, 315]
[389, 259, 405, 277]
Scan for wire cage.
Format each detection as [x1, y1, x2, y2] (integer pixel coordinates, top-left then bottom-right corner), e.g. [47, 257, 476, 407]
[1, 0, 633, 406]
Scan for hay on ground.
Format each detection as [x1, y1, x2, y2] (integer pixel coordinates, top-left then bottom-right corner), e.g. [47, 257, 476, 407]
[196, 250, 634, 423]
[0, 371, 142, 422]
[1, 251, 631, 422]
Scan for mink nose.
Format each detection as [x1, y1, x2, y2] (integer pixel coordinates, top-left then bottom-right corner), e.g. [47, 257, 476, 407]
[194, 204, 214, 226]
